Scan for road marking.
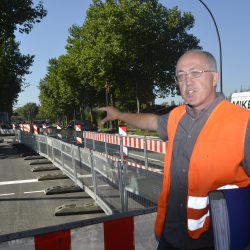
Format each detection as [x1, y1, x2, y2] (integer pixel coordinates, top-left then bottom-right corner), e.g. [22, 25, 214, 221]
[77, 174, 92, 178]
[0, 193, 15, 196]
[24, 190, 45, 194]
[0, 190, 45, 196]
[0, 179, 38, 186]
[89, 184, 109, 188]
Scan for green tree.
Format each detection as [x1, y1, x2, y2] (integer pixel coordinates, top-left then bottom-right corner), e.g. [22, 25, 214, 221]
[0, 36, 34, 113]
[39, 58, 63, 120]
[14, 102, 39, 121]
[39, 0, 201, 122]
[68, 0, 200, 112]
[0, 0, 47, 112]
[39, 55, 103, 122]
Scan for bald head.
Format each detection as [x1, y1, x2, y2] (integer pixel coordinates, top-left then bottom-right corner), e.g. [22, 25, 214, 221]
[175, 49, 220, 115]
[177, 50, 217, 73]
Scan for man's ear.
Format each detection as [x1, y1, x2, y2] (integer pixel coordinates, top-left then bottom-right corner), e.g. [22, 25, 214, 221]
[212, 72, 220, 87]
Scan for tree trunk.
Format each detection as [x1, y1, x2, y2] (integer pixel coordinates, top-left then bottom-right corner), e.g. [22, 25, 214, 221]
[89, 106, 93, 122]
[136, 96, 140, 113]
[136, 82, 140, 113]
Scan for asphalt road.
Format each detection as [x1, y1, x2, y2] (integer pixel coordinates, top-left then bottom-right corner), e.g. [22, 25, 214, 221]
[0, 139, 105, 237]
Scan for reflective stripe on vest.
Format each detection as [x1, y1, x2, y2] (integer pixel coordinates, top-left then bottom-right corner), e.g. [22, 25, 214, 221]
[187, 184, 239, 231]
[188, 211, 210, 231]
[188, 196, 208, 209]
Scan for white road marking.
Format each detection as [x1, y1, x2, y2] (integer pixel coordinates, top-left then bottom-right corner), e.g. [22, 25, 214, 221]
[77, 174, 92, 178]
[89, 184, 109, 188]
[0, 193, 15, 197]
[24, 190, 45, 194]
[0, 179, 38, 186]
[0, 190, 45, 196]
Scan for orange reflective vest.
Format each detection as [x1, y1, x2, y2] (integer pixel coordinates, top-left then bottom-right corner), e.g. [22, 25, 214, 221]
[155, 100, 250, 239]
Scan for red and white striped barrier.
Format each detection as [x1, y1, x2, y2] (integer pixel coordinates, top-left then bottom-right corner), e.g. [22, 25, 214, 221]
[119, 126, 128, 156]
[76, 137, 82, 144]
[0, 213, 157, 250]
[86, 132, 120, 145]
[75, 125, 82, 145]
[126, 160, 163, 173]
[23, 124, 31, 133]
[97, 151, 162, 174]
[33, 125, 38, 135]
[75, 125, 81, 132]
[85, 132, 166, 154]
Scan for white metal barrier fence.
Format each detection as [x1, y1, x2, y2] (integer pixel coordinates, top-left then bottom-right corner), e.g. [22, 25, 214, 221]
[18, 130, 163, 215]
[2, 130, 161, 249]
[78, 131, 166, 173]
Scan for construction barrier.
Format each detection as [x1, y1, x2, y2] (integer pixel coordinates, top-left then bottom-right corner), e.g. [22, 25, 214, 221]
[7, 130, 161, 249]
[119, 125, 128, 156]
[0, 211, 158, 250]
[17, 131, 162, 215]
[33, 125, 38, 135]
[83, 131, 165, 172]
[22, 124, 31, 133]
[85, 131, 166, 154]
[75, 124, 82, 145]
[17, 124, 164, 173]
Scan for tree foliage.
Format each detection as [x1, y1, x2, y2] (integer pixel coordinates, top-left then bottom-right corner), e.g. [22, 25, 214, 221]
[67, 0, 200, 111]
[0, 36, 34, 112]
[40, 0, 201, 121]
[0, 0, 47, 113]
[14, 102, 39, 121]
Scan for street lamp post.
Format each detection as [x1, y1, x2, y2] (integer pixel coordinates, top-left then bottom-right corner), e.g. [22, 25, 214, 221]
[197, 0, 223, 93]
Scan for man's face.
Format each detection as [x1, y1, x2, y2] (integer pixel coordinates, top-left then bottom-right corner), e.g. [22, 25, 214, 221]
[176, 52, 219, 112]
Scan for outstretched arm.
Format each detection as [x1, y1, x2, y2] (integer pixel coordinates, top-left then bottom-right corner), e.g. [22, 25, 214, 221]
[99, 106, 158, 131]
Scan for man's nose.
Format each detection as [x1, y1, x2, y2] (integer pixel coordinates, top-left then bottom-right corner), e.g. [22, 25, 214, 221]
[183, 74, 192, 85]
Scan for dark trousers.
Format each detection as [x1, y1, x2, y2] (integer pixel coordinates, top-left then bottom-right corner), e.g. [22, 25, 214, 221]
[157, 236, 214, 250]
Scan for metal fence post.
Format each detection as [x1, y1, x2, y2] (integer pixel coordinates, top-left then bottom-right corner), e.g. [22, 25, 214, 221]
[60, 141, 64, 169]
[38, 135, 41, 155]
[83, 131, 86, 148]
[90, 151, 97, 200]
[51, 138, 55, 162]
[105, 134, 108, 157]
[46, 136, 49, 158]
[119, 134, 124, 163]
[120, 161, 128, 212]
[92, 132, 95, 151]
[144, 136, 148, 170]
[77, 146, 83, 186]
[71, 144, 77, 183]
[118, 161, 124, 212]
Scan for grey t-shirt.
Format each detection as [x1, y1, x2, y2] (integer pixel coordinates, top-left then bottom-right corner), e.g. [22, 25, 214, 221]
[157, 94, 250, 249]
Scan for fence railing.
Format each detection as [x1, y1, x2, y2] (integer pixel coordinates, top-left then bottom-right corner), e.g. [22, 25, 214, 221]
[18, 130, 163, 215]
[79, 131, 166, 173]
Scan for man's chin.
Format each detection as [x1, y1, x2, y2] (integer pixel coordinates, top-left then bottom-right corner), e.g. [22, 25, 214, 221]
[184, 96, 198, 106]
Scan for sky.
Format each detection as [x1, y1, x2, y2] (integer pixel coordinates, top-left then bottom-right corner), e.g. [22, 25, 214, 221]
[15, 0, 250, 108]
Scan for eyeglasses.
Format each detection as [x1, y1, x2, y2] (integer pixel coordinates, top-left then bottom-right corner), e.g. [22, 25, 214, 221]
[175, 69, 216, 84]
